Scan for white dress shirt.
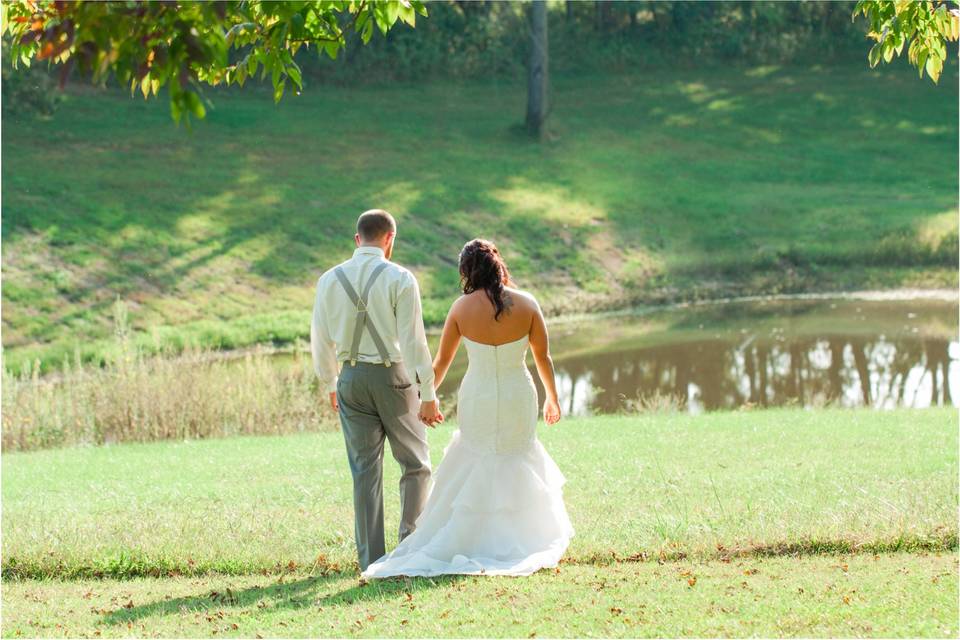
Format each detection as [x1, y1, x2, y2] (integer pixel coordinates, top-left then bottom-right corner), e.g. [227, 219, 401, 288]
[311, 246, 437, 402]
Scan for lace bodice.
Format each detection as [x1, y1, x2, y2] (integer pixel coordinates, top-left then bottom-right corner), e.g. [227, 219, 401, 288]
[457, 335, 538, 454]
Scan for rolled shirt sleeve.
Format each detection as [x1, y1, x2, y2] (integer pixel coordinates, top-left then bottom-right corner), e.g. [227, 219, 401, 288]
[310, 278, 339, 394]
[395, 271, 437, 402]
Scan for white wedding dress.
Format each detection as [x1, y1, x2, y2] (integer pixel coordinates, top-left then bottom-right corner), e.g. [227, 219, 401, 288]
[362, 335, 574, 577]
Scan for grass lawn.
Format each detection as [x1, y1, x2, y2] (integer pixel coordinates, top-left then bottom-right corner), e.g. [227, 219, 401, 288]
[2, 408, 957, 637]
[3, 63, 957, 372]
[3, 553, 957, 638]
[3, 409, 956, 579]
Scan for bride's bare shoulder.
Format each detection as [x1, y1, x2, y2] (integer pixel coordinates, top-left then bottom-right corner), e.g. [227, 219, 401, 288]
[503, 287, 539, 311]
[447, 294, 471, 316]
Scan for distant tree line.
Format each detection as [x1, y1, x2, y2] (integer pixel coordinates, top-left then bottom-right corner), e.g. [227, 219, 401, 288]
[300, 1, 869, 84]
[4, 0, 955, 122]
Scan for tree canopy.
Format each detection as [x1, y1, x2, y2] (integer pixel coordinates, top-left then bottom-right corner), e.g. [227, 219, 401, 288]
[853, 0, 959, 83]
[2, 0, 426, 122]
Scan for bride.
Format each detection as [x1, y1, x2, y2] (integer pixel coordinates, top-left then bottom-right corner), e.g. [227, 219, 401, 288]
[362, 239, 574, 578]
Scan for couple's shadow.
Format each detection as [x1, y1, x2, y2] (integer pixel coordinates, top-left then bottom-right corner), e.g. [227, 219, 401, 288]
[103, 570, 464, 626]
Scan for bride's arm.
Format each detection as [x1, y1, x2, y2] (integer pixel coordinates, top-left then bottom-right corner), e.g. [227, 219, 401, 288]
[529, 302, 561, 425]
[432, 305, 461, 389]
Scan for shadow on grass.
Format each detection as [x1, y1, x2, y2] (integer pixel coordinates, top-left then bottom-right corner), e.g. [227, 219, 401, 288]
[102, 571, 465, 626]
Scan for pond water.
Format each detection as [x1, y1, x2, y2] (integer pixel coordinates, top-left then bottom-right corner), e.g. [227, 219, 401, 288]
[431, 296, 959, 415]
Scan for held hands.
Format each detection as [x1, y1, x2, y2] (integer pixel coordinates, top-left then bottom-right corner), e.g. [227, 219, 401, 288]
[543, 397, 561, 425]
[418, 399, 444, 428]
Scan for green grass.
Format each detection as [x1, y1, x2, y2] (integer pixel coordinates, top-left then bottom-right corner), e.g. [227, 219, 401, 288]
[3, 553, 957, 638]
[2, 63, 958, 373]
[3, 409, 956, 580]
[3, 408, 957, 637]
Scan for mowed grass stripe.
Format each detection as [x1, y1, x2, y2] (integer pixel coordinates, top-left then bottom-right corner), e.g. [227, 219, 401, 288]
[3, 409, 956, 579]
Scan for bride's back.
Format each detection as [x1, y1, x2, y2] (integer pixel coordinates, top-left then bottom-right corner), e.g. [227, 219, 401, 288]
[453, 287, 536, 345]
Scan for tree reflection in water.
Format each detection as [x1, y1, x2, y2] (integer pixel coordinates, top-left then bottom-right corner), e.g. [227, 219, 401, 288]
[543, 335, 958, 415]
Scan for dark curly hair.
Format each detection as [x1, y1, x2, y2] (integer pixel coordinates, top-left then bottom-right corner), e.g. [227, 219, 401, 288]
[459, 239, 513, 320]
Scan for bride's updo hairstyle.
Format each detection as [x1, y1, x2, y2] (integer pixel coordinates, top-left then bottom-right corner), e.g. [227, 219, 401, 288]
[459, 239, 513, 320]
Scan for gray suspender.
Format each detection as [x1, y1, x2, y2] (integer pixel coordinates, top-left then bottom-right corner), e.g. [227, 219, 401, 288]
[333, 262, 392, 367]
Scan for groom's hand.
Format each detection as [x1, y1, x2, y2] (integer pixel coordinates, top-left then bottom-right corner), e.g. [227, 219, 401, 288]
[418, 400, 443, 428]
[329, 392, 339, 411]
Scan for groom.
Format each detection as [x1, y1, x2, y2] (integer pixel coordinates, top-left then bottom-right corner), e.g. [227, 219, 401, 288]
[311, 209, 443, 571]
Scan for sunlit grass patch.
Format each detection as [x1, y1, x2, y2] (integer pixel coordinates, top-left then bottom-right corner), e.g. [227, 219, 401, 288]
[3, 408, 955, 580]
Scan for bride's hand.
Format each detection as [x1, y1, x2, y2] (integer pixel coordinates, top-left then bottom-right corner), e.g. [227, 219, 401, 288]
[543, 397, 561, 425]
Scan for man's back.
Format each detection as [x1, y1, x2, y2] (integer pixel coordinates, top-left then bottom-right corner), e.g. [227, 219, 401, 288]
[311, 244, 436, 401]
[311, 209, 441, 572]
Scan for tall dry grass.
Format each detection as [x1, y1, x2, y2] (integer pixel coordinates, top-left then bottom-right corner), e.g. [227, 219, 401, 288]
[2, 301, 337, 452]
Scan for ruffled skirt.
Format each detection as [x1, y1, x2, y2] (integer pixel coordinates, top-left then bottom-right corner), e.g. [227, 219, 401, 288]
[362, 430, 574, 578]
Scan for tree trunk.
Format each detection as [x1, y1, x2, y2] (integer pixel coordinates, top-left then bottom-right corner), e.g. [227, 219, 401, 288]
[526, 0, 549, 139]
[594, 1, 611, 32]
[566, 0, 574, 23]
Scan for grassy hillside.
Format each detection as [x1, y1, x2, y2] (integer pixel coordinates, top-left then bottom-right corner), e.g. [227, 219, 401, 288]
[2, 63, 957, 371]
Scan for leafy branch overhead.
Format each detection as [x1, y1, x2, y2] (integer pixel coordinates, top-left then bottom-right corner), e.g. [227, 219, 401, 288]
[2, 0, 427, 122]
[853, 0, 959, 83]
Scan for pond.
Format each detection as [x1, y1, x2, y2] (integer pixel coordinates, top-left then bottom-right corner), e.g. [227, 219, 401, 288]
[432, 295, 959, 416]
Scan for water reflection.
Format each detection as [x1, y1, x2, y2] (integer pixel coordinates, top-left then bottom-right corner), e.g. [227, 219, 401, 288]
[435, 298, 960, 415]
[547, 335, 957, 415]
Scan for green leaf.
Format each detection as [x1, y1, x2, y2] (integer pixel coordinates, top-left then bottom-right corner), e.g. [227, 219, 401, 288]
[374, 5, 390, 35]
[868, 43, 882, 67]
[170, 96, 182, 124]
[917, 48, 928, 75]
[384, 1, 400, 26]
[361, 18, 374, 43]
[286, 62, 302, 89]
[882, 41, 894, 62]
[185, 91, 206, 118]
[398, 3, 416, 26]
[273, 78, 286, 103]
[290, 12, 305, 38]
[924, 53, 942, 82]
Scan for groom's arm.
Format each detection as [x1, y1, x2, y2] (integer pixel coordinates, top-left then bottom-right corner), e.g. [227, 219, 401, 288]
[395, 272, 437, 402]
[311, 278, 339, 399]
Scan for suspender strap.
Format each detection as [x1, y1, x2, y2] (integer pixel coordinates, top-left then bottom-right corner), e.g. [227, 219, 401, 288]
[333, 262, 393, 367]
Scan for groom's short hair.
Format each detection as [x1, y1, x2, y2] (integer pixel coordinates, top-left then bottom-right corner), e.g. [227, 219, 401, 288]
[357, 209, 396, 242]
